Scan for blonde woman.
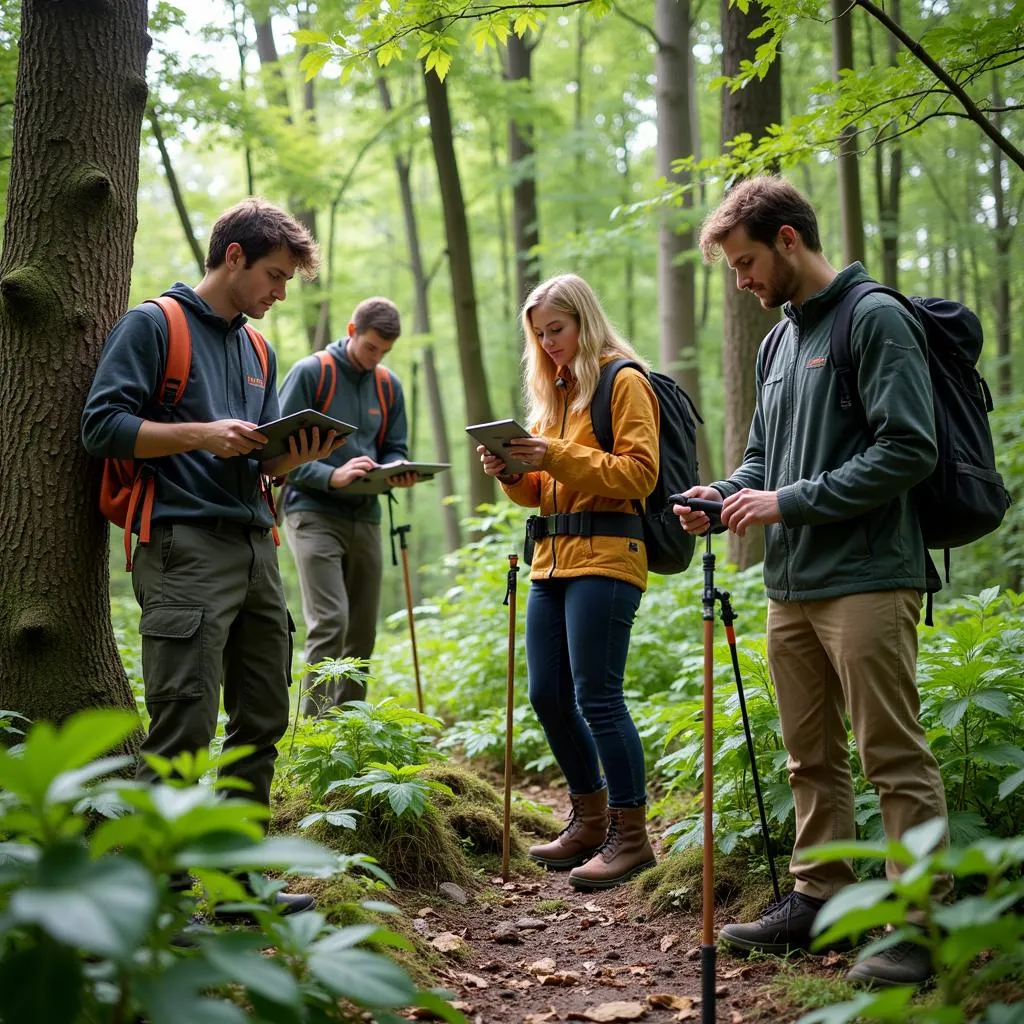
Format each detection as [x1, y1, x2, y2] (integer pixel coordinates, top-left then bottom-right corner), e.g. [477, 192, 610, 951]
[477, 273, 659, 890]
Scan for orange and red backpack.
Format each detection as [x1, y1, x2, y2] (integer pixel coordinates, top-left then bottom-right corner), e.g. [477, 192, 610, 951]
[98, 296, 274, 570]
[312, 350, 394, 448]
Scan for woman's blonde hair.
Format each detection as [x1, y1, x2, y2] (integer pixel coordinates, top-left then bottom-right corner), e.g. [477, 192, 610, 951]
[521, 273, 648, 432]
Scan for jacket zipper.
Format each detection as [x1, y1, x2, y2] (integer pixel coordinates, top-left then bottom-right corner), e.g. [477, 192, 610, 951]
[548, 389, 569, 577]
[781, 322, 797, 600]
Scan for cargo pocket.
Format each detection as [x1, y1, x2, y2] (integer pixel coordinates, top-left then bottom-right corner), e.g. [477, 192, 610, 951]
[139, 604, 204, 702]
[286, 609, 297, 686]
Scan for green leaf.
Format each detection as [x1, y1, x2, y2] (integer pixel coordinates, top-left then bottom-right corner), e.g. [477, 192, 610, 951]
[998, 767, 1024, 801]
[901, 817, 947, 859]
[795, 987, 913, 1024]
[413, 989, 468, 1023]
[307, 947, 416, 1007]
[812, 880, 895, 936]
[971, 689, 1013, 718]
[292, 28, 328, 45]
[176, 835, 337, 871]
[200, 933, 300, 1004]
[135, 960, 248, 1024]
[0, 943, 83, 1022]
[10, 845, 157, 959]
[46, 755, 135, 804]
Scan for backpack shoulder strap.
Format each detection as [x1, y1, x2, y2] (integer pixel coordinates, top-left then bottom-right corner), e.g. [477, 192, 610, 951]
[591, 359, 644, 453]
[829, 281, 912, 411]
[243, 323, 270, 382]
[760, 319, 789, 382]
[312, 350, 337, 413]
[374, 365, 395, 449]
[147, 296, 191, 410]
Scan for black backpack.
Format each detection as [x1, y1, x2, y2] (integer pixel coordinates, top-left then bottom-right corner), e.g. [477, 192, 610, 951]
[591, 360, 703, 574]
[763, 282, 1012, 612]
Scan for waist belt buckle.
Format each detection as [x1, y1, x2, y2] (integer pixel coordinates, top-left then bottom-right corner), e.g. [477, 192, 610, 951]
[525, 515, 546, 541]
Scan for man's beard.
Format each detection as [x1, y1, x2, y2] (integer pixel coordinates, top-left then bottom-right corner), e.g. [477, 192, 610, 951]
[759, 252, 800, 308]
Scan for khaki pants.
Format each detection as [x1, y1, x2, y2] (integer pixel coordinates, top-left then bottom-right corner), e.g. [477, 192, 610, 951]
[285, 510, 382, 715]
[768, 589, 949, 900]
[132, 521, 292, 806]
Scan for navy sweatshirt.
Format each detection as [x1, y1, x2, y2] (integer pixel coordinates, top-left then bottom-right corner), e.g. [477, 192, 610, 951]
[81, 283, 280, 528]
[277, 339, 408, 524]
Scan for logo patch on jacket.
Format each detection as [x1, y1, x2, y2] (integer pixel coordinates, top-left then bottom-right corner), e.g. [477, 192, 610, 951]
[629, 541, 639, 552]
[805, 356, 827, 369]
[247, 375, 265, 388]
[369, 407, 381, 417]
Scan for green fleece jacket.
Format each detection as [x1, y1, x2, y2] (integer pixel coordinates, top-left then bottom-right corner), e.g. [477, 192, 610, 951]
[712, 263, 937, 602]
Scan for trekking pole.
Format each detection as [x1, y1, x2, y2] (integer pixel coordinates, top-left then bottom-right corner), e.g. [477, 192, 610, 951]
[699, 521, 717, 1024]
[388, 495, 424, 714]
[501, 553, 520, 881]
[718, 589, 782, 904]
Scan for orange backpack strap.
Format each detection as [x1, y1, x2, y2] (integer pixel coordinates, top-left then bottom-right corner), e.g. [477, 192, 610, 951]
[374, 366, 394, 450]
[149, 296, 192, 411]
[313, 350, 336, 413]
[116, 297, 191, 570]
[243, 323, 270, 382]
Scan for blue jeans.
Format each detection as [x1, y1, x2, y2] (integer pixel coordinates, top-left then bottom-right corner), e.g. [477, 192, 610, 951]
[526, 576, 646, 807]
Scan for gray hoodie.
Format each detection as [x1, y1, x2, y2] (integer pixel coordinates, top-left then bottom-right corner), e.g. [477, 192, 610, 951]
[277, 338, 408, 524]
[81, 282, 280, 528]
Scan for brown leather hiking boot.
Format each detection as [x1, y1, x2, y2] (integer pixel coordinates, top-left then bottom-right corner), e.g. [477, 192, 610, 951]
[568, 805, 656, 890]
[529, 788, 609, 870]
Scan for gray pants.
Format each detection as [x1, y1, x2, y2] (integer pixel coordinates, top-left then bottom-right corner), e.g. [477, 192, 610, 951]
[285, 510, 382, 715]
[131, 521, 292, 806]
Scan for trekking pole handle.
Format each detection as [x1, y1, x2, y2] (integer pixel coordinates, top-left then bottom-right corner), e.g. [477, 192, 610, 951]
[668, 494, 723, 522]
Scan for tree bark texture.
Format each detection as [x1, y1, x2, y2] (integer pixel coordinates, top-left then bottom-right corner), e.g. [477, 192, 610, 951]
[721, 0, 781, 568]
[655, 0, 712, 483]
[377, 76, 462, 553]
[990, 75, 1012, 397]
[506, 33, 541, 306]
[0, 0, 148, 722]
[832, 0, 866, 267]
[422, 69, 496, 513]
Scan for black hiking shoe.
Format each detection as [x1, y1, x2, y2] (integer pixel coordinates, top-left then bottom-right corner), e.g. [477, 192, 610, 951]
[847, 941, 933, 988]
[719, 890, 837, 955]
[213, 890, 316, 924]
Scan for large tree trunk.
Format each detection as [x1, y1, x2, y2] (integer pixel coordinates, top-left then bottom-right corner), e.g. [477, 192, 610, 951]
[0, 0, 147, 722]
[148, 107, 205, 277]
[230, 0, 256, 195]
[655, 0, 712, 482]
[422, 69, 496, 512]
[378, 75, 462, 552]
[832, 0, 866, 267]
[506, 32, 541, 305]
[721, 0, 781, 568]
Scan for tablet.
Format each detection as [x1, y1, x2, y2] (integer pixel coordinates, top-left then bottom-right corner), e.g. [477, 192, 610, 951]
[341, 461, 452, 496]
[254, 409, 356, 462]
[465, 419, 534, 474]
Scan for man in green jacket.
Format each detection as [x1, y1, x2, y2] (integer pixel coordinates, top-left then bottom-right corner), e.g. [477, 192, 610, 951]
[278, 297, 415, 716]
[676, 176, 948, 987]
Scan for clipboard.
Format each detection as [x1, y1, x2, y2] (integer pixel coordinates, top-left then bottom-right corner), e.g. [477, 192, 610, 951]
[254, 409, 356, 462]
[340, 461, 451, 496]
[465, 419, 533, 474]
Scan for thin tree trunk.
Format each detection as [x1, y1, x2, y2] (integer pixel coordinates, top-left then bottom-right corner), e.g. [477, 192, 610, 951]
[231, 0, 255, 195]
[422, 68, 496, 513]
[148, 108, 205, 277]
[832, 0, 866, 267]
[506, 32, 541, 305]
[618, 115, 636, 342]
[867, 1, 901, 286]
[990, 73, 1012, 397]
[573, 14, 586, 240]
[378, 75, 461, 552]
[721, 0, 781, 568]
[0, 0, 146, 721]
[655, 0, 711, 482]
[254, 15, 324, 350]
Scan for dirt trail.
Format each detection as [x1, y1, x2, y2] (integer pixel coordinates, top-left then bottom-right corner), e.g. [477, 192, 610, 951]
[403, 788, 849, 1024]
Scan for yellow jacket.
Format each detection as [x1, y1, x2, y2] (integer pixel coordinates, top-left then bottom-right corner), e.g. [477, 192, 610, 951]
[502, 367, 660, 591]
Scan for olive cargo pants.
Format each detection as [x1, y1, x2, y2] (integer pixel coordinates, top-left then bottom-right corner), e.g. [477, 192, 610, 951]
[284, 510, 382, 716]
[131, 521, 292, 806]
[768, 589, 950, 900]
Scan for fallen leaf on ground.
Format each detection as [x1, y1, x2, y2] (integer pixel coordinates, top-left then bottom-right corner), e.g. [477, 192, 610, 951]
[539, 970, 581, 986]
[417, 907, 438, 918]
[458, 972, 489, 989]
[566, 1001, 648, 1022]
[527, 957, 558, 975]
[524, 1014, 558, 1024]
[583, 901, 604, 913]
[659, 933, 679, 952]
[721, 964, 756, 979]
[429, 932, 465, 953]
[647, 994, 693, 1011]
